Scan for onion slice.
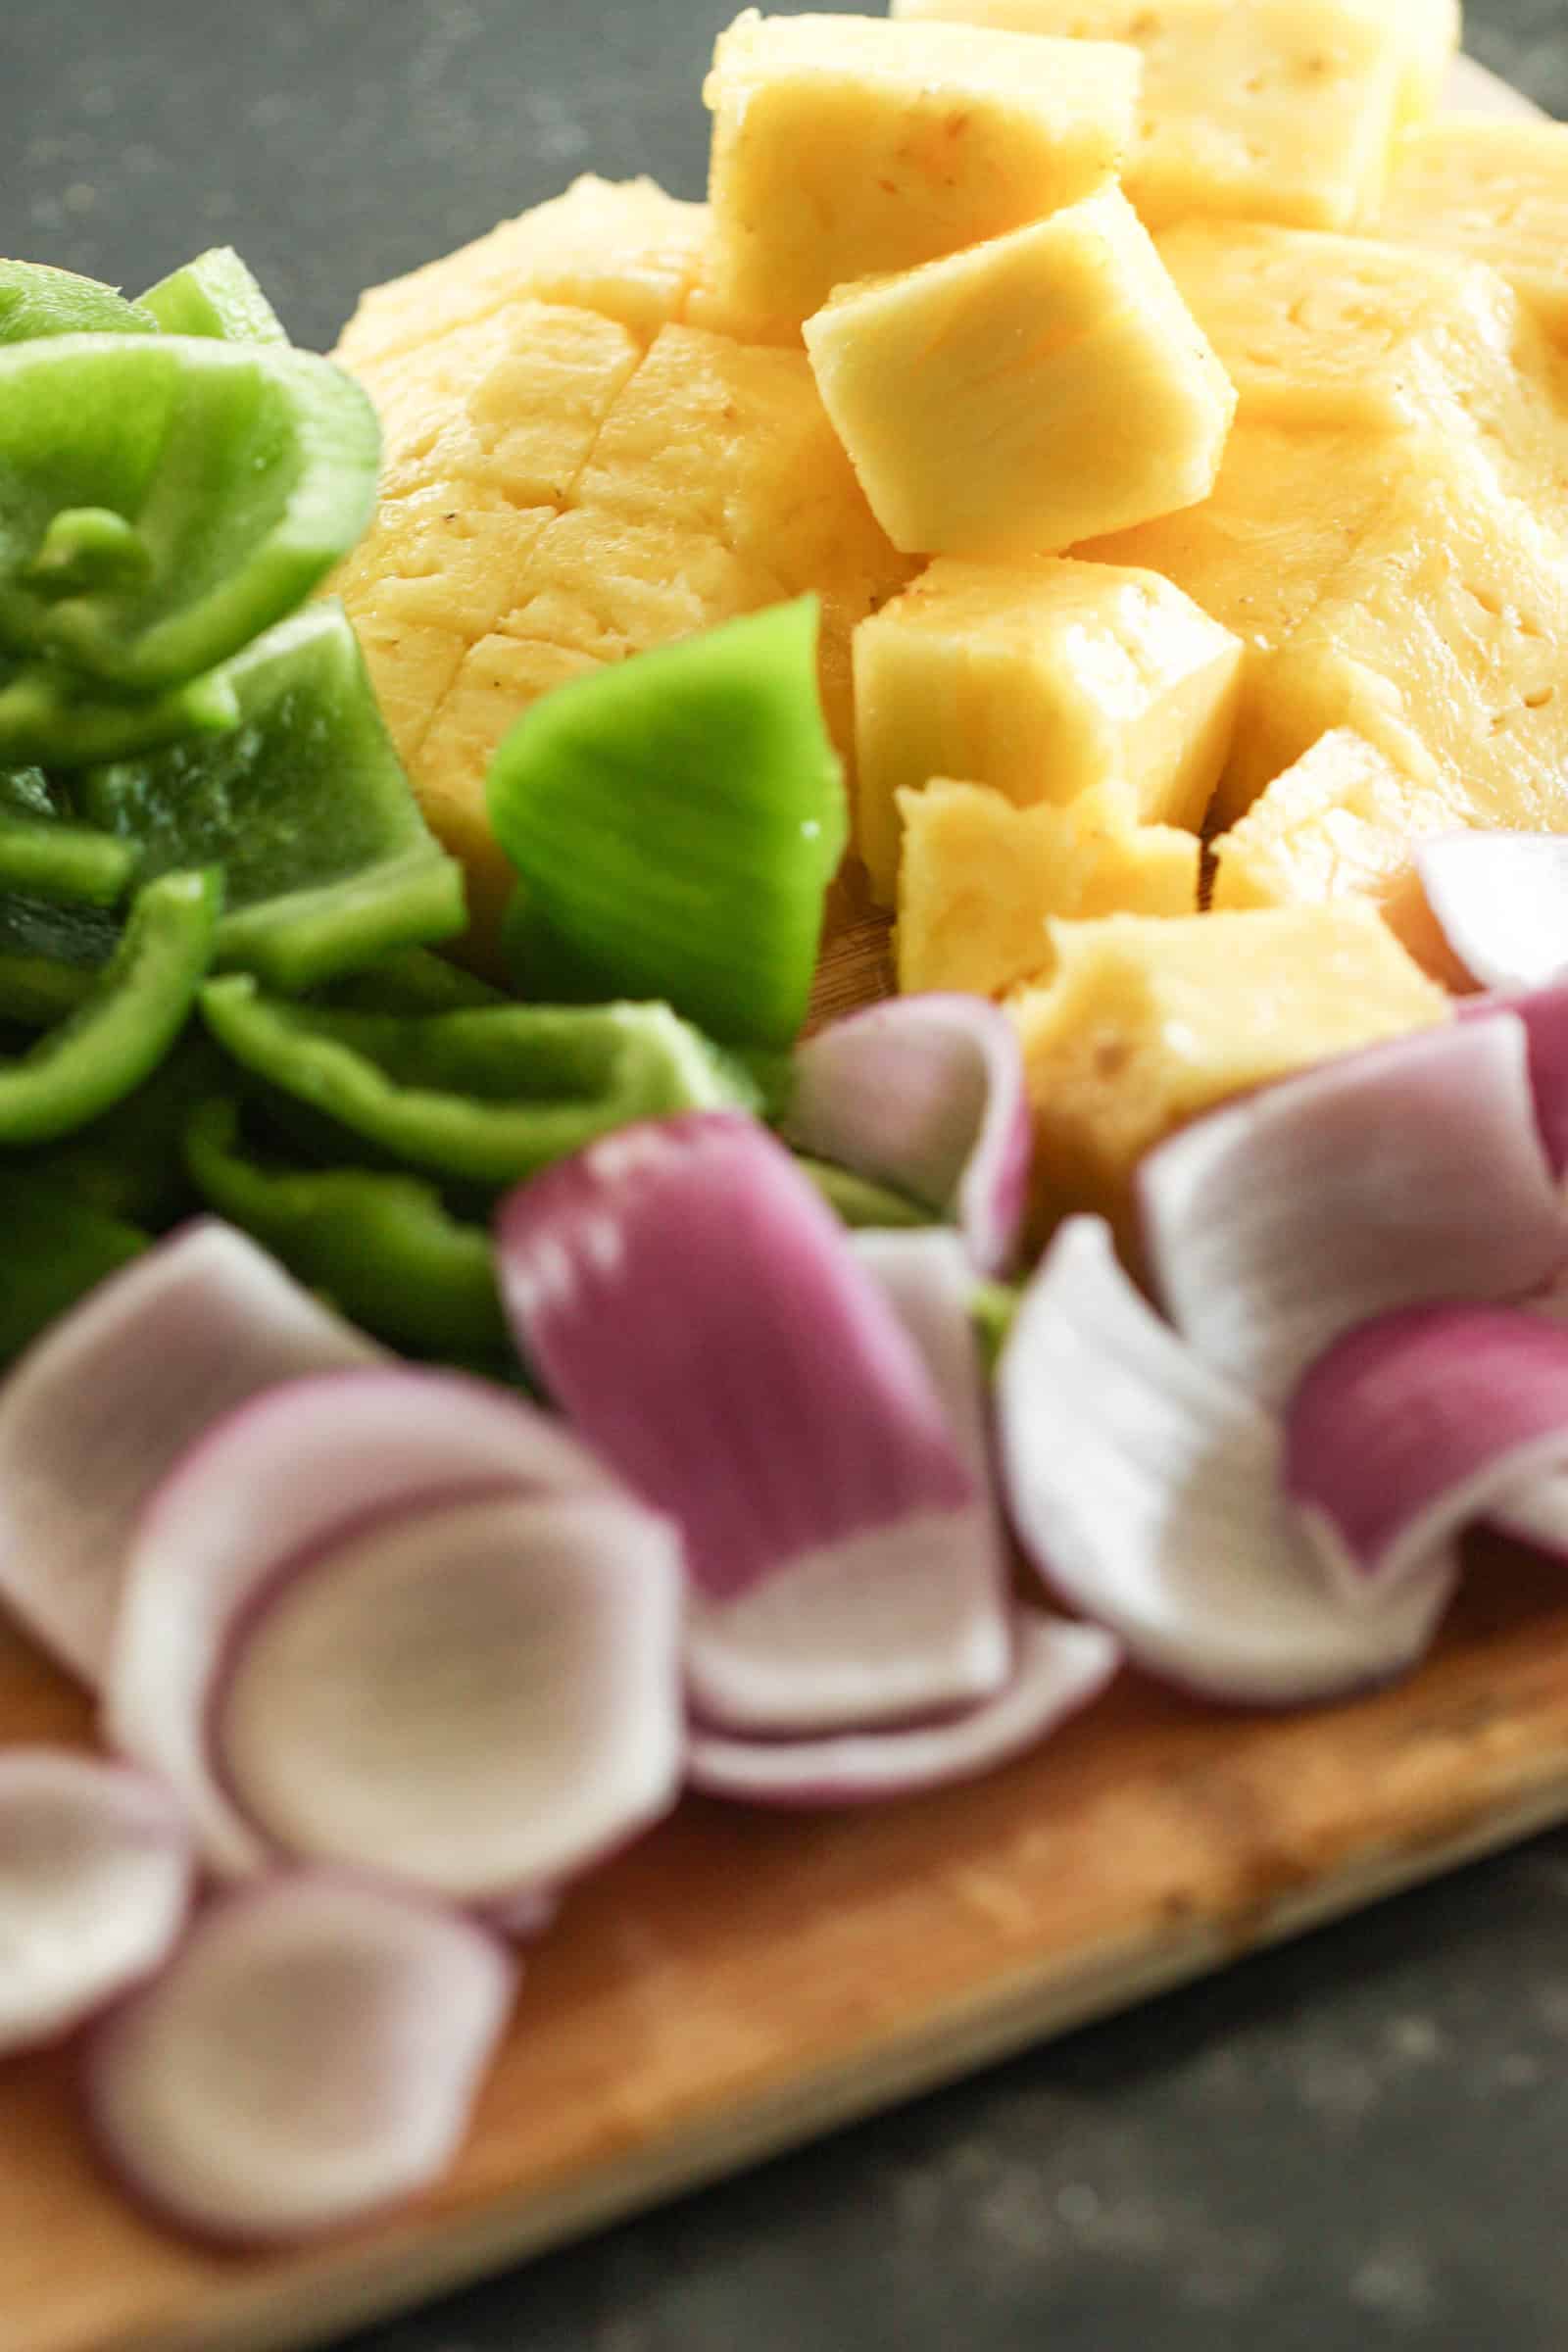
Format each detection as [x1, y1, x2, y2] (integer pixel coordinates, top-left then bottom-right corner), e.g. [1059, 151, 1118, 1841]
[0, 1221, 378, 1684]
[1139, 1016, 1565, 1409]
[85, 1874, 515, 2247]
[688, 1613, 1117, 1808]
[211, 1491, 684, 1902]
[1463, 983, 1568, 1177]
[1417, 832, 1568, 995]
[105, 1367, 658, 1877]
[0, 1749, 192, 2056]
[997, 1219, 1458, 1705]
[1286, 1304, 1568, 1593]
[497, 1113, 1011, 1736]
[783, 995, 1032, 1276]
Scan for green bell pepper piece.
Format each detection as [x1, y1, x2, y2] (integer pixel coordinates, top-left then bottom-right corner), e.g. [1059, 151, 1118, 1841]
[185, 1094, 507, 1358]
[0, 867, 220, 1143]
[489, 598, 846, 1052]
[200, 973, 759, 1187]
[318, 947, 503, 1015]
[0, 883, 117, 1023]
[0, 262, 159, 346]
[17, 1028, 225, 1225]
[82, 603, 465, 991]
[137, 248, 288, 346]
[0, 655, 242, 769]
[0, 331, 378, 696]
[0, 1169, 147, 1362]
[794, 1154, 934, 1233]
[0, 765, 137, 905]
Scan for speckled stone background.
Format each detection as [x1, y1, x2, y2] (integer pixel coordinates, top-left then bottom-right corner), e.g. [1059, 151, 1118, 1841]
[6, 4, 1568, 2346]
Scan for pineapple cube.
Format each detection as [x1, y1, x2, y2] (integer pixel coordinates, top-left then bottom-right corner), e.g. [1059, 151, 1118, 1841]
[1009, 904, 1450, 1240]
[1238, 447, 1568, 828]
[854, 555, 1243, 902]
[804, 186, 1235, 563]
[1399, 2, 1462, 128]
[335, 175, 710, 373]
[1210, 727, 1469, 981]
[703, 10, 1140, 329]
[1378, 121, 1568, 348]
[890, 0, 1411, 231]
[897, 778, 1197, 999]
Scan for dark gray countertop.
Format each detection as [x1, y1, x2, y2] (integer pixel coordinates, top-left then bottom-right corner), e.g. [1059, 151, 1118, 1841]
[7, 4, 1568, 2346]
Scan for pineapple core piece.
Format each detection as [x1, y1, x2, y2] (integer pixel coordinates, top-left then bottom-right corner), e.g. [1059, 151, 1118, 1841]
[1209, 728, 1470, 983]
[804, 185, 1235, 562]
[889, 0, 1420, 231]
[853, 555, 1242, 903]
[898, 778, 1197, 1000]
[1236, 447, 1568, 828]
[1010, 904, 1450, 1242]
[702, 10, 1140, 330]
[1377, 120, 1568, 349]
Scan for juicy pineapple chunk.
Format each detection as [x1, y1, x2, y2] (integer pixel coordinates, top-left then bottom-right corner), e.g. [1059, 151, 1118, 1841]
[336, 175, 710, 373]
[1009, 905, 1450, 1241]
[1399, 2, 1462, 127]
[703, 10, 1140, 329]
[804, 185, 1235, 562]
[1236, 447, 1568, 827]
[889, 0, 1413, 231]
[1378, 120, 1568, 347]
[897, 778, 1197, 999]
[1210, 727, 1470, 981]
[854, 555, 1242, 903]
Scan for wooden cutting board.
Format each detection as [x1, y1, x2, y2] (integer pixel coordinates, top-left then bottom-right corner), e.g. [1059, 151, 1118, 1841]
[4, 52, 1560, 2352]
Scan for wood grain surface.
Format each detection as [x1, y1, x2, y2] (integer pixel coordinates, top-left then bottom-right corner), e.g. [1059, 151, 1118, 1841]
[1, 51, 1557, 2352]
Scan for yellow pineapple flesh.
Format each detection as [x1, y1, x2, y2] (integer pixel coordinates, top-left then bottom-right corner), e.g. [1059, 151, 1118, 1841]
[1377, 120, 1568, 348]
[897, 778, 1198, 1000]
[804, 185, 1235, 561]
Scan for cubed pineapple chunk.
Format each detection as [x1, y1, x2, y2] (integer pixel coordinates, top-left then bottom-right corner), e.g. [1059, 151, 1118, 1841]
[898, 778, 1197, 999]
[805, 186, 1235, 563]
[1009, 904, 1450, 1240]
[1210, 728, 1469, 981]
[890, 0, 1412, 231]
[1378, 121, 1568, 347]
[854, 555, 1243, 902]
[1399, 2, 1462, 128]
[1238, 448, 1568, 828]
[703, 10, 1139, 330]
[335, 175, 710, 372]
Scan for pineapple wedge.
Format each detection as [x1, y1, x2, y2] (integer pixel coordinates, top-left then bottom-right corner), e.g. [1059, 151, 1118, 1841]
[1210, 727, 1470, 981]
[898, 778, 1198, 1000]
[1236, 446, 1568, 826]
[853, 555, 1243, 903]
[889, 0, 1417, 231]
[1009, 904, 1450, 1243]
[1378, 120, 1568, 348]
[804, 185, 1235, 562]
[703, 10, 1139, 330]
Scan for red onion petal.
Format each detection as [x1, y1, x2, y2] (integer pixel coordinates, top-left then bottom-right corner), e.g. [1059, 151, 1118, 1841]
[688, 1612, 1118, 1808]
[497, 1114, 1010, 1736]
[0, 1222, 378, 1685]
[1139, 1016, 1566, 1409]
[998, 1219, 1458, 1705]
[0, 1749, 193, 2056]
[1418, 832, 1568, 995]
[85, 1874, 515, 2248]
[1286, 1304, 1568, 1592]
[105, 1368, 645, 1877]
[1461, 982, 1568, 1177]
[784, 995, 1032, 1276]
[212, 1491, 684, 1902]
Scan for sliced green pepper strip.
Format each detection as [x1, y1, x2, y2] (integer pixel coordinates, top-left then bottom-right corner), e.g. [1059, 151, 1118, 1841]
[794, 1154, 934, 1233]
[0, 1170, 147, 1362]
[18, 1028, 226, 1225]
[0, 867, 220, 1144]
[318, 948, 503, 1015]
[83, 604, 465, 991]
[489, 598, 846, 1052]
[0, 332, 378, 695]
[0, 654, 241, 768]
[0, 883, 117, 1023]
[0, 262, 158, 346]
[137, 248, 288, 346]
[200, 973, 759, 1187]
[0, 768, 137, 905]
[185, 1094, 507, 1358]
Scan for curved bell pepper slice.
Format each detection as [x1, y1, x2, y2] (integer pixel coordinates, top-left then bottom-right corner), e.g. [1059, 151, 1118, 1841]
[0, 261, 158, 347]
[0, 866, 220, 1145]
[184, 1095, 507, 1360]
[0, 654, 241, 769]
[0, 331, 378, 695]
[137, 247, 288, 347]
[0, 767, 138, 906]
[199, 974, 759, 1187]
